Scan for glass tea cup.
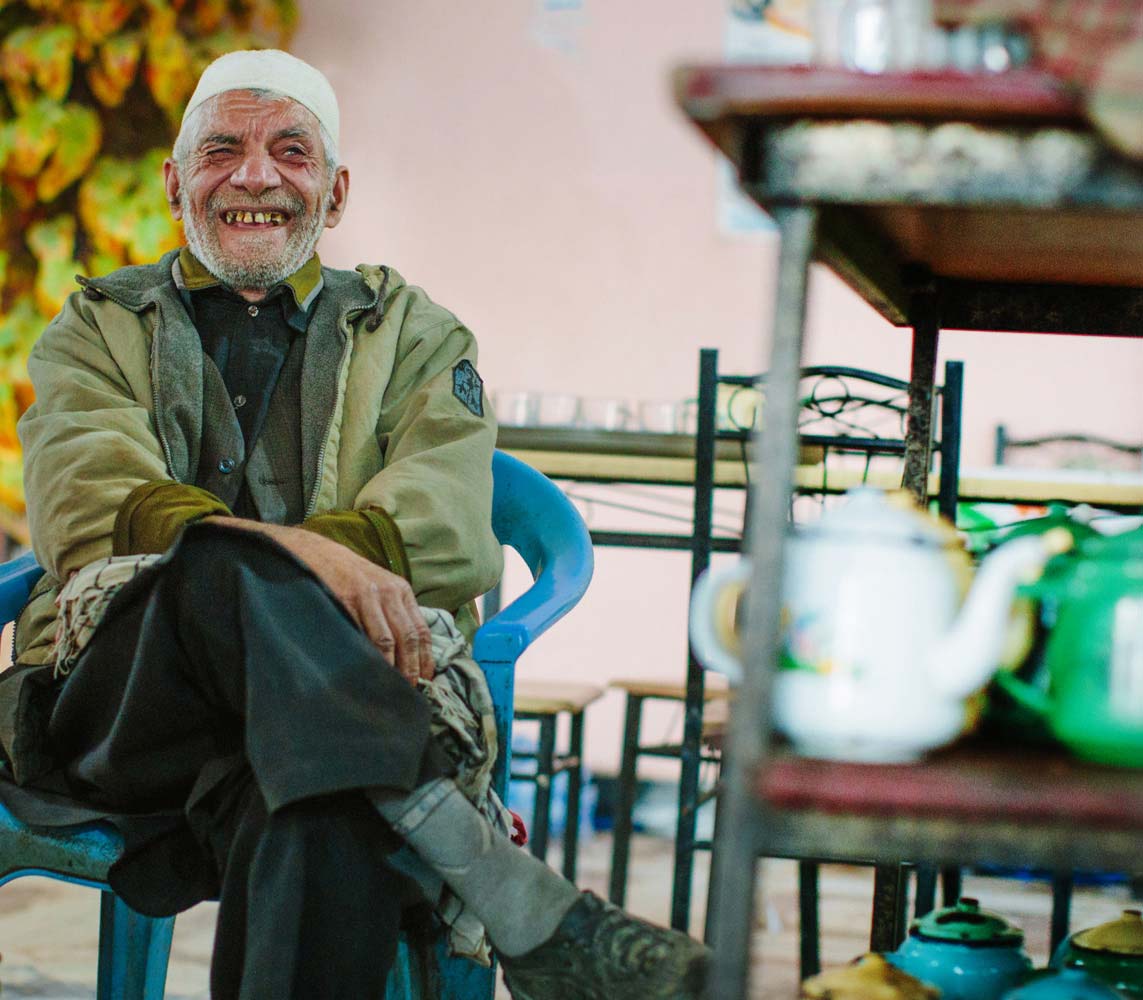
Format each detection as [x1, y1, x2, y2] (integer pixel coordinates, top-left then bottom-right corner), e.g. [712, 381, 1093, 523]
[638, 400, 693, 435]
[536, 393, 581, 428]
[577, 397, 633, 432]
[494, 390, 539, 427]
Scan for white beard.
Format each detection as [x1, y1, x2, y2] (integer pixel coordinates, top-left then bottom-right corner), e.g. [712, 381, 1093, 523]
[180, 188, 327, 291]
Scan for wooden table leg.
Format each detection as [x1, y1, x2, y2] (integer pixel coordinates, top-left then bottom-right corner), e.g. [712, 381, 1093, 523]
[902, 289, 940, 504]
[871, 863, 908, 952]
[708, 204, 818, 1000]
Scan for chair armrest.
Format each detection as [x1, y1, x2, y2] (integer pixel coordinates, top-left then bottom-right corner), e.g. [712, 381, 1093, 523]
[0, 552, 42, 625]
[474, 452, 594, 665]
[473, 562, 590, 664]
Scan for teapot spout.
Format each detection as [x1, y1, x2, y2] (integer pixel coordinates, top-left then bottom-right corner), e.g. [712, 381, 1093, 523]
[928, 529, 1072, 700]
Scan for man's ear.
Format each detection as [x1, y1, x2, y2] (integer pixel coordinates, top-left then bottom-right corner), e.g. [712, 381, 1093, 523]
[324, 166, 350, 229]
[163, 159, 183, 221]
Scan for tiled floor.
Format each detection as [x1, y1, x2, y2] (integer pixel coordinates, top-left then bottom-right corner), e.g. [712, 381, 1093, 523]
[0, 830, 1134, 997]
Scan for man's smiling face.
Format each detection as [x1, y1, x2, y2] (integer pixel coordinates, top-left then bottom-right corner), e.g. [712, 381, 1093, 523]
[164, 90, 349, 298]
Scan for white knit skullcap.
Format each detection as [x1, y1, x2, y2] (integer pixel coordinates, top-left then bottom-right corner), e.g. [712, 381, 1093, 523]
[182, 49, 340, 151]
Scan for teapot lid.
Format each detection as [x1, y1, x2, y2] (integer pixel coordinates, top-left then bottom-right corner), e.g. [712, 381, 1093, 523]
[1072, 909, 1143, 955]
[800, 488, 959, 548]
[800, 954, 939, 1000]
[911, 898, 1025, 946]
[1002, 967, 1126, 999]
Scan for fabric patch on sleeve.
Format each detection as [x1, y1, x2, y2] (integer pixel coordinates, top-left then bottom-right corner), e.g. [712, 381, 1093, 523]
[452, 360, 484, 417]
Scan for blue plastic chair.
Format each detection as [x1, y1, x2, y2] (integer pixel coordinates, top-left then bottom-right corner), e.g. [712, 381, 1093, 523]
[0, 449, 594, 1000]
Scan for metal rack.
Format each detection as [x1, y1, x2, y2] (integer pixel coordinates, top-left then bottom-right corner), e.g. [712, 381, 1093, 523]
[672, 64, 1143, 999]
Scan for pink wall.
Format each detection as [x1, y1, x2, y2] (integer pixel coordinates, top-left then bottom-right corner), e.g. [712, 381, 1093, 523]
[292, 1, 1143, 773]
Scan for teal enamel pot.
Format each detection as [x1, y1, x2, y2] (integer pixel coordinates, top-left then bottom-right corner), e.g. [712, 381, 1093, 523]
[887, 898, 1032, 1000]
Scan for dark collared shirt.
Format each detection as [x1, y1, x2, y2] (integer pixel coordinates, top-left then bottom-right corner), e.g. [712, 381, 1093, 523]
[176, 248, 323, 518]
[176, 249, 323, 450]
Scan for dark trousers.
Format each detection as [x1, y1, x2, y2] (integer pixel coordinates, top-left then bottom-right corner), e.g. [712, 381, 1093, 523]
[46, 525, 448, 999]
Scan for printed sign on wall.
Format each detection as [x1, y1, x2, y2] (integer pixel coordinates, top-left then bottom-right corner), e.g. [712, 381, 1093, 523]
[719, 0, 812, 236]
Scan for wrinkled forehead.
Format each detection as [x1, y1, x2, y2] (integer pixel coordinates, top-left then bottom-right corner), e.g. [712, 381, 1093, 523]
[181, 89, 323, 149]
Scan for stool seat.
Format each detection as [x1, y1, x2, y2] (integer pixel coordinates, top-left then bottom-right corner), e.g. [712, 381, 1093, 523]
[514, 681, 603, 716]
[607, 678, 730, 702]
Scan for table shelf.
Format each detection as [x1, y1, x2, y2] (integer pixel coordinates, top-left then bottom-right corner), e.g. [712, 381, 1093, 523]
[753, 744, 1143, 873]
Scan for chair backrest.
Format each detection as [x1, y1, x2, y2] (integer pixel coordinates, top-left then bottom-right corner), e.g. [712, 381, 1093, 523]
[476, 450, 594, 663]
[994, 424, 1143, 473]
[475, 450, 594, 802]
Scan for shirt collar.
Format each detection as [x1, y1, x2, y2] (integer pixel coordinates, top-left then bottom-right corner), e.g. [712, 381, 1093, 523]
[175, 248, 324, 333]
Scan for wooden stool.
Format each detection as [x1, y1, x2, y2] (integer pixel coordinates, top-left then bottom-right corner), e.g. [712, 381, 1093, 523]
[606, 678, 730, 908]
[511, 681, 603, 882]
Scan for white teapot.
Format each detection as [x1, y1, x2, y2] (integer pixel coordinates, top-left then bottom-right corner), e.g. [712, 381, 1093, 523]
[689, 489, 1070, 762]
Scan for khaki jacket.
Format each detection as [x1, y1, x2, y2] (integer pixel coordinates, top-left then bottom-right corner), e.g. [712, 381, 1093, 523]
[14, 249, 503, 667]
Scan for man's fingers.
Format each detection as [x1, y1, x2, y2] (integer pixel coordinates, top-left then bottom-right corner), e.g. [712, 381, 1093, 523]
[360, 588, 398, 667]
[387, 590, 431, 685]
[401, 589, 435, 682]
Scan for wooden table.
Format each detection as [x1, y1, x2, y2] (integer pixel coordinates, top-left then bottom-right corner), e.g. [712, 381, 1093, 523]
[672, 65, 1143, 998]
[500, 426, 1143, 508]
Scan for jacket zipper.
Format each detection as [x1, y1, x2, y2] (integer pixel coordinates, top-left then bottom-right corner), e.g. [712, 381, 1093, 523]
[304, 319, 354, 518]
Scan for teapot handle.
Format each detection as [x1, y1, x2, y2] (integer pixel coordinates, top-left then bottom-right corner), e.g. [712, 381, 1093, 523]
[993, 668, 1052, 717]
[688, 562, 750, 684]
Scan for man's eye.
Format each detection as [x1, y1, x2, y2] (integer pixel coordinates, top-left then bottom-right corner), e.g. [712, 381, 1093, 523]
[282, 146, 307, 156]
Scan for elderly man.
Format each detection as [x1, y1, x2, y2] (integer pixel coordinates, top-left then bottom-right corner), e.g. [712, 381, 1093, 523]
[0, 50, 707, 1000]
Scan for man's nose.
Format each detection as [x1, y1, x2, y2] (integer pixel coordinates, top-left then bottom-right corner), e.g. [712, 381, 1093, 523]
[229, 152, 281, 195]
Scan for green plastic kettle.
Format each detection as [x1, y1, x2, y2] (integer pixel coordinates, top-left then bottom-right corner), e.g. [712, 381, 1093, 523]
[995, 526, 1143, 767]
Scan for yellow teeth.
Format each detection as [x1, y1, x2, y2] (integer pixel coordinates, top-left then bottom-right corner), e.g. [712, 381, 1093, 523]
[224, 211, 286, 225]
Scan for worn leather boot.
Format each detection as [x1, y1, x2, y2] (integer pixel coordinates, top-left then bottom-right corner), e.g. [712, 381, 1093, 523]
[499, 891, 710, 1000]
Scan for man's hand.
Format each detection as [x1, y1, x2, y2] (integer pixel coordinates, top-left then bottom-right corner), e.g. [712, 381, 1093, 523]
[203, 516, 435, 685]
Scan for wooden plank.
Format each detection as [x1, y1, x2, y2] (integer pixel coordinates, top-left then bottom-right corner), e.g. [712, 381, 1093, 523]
[514, 681, 604, 715]
[608, 678, 731, 701]
[758, 744, 1143, 828]
[751, 806, 1143, 874]
[674, 66, 1082, 129]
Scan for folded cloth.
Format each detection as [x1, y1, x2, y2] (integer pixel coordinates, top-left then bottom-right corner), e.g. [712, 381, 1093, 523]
[54, 554, 164, 676]
[935, 0, 1143, 158]
[418, 606, 515, 965]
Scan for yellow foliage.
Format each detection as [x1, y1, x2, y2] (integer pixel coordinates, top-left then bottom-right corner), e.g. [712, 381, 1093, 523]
[145, 26, 195, 118]
[38, 104, 102, 203]
[68, 0, 136, 48]
[6, 98, 64, 176]
[34, 258, 84, 317]
[1, 23, 77, 109]
[27, 215, 76, 264]
[0, 0, 299, 509]
[87, 32, 143, 107]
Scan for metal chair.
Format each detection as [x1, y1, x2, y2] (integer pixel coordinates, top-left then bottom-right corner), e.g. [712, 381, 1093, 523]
[995, 424, 1143, 474]
[607, 349, 964, 971]
[0, 448, 594, 1000]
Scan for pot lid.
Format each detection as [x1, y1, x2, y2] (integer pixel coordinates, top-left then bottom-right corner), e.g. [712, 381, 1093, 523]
[800, 954, 939, 1000]
[911, 898, 1025, 946]
[1073, 910, 1143, 955]
[1003, 967, 1126, 999]
[798, 488, 959, 548]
